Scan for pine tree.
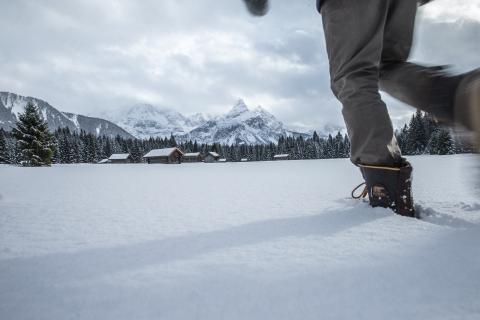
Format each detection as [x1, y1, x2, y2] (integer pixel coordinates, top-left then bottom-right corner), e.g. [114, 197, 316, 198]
[12, 103, 55, 166]
[0, 128, 8, 163]
[130, 140, 142, 163]
[343, 134, 351, 158]
[168, 134, 177, 147]
[405, 110, 427, 155]
[436, 129, 455, 155]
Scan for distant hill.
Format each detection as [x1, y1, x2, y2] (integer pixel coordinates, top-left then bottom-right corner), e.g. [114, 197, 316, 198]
[0, 92, 134, 139]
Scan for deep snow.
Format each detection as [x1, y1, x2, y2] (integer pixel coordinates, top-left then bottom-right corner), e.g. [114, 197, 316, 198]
[0, 155, 479, 319]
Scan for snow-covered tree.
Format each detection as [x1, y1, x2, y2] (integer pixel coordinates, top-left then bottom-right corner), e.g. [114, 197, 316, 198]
[0, 128, 8, 163]
[405, 110, 427, 154]
[12, 103, 55, 166]
[434, 129, 455, 155]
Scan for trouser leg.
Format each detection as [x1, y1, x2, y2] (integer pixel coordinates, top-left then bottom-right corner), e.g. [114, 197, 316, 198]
[379, 1, 463, 125]
[321, 0, 412, 166]
[380, 63, 461, 124]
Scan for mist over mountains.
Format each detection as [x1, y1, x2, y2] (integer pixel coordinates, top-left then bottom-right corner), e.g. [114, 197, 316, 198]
[97, 104, 209, 140]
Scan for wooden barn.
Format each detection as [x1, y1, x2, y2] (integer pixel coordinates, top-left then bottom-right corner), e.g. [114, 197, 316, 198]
[273, 154, 290, 161]
[108, 153, 133, 164]
[183, 152, 203, 163]
[144, 147, 184, 164]
[204, 152, 220, 163]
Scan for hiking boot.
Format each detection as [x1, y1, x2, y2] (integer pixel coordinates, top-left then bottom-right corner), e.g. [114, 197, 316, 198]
[353, 162, 415, 217]
[455, 68, 480, 150]
[243, 0, 269, 16]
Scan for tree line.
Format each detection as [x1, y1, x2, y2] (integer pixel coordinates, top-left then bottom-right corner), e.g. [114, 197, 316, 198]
[396, 110, 474, 155]
[0, 103, 474, 166]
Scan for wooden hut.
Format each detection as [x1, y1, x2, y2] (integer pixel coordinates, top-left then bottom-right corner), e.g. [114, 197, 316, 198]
[273, 154, 290, 161]
[183, 152, 203, 163]
[204, 152, 220, 163]
[144, 147, 184, 164]
[108, 153, 133, 164]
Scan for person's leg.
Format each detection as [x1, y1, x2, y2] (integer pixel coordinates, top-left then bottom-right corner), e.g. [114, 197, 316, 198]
[321, 0, 416, 216]
[379, 1, 480, 149]
[379, 0, 464, 126]
[321, 0, 405, 166]
[455, 71, 480, 148]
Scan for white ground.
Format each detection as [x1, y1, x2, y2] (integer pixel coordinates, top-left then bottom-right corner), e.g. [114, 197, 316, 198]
[1, 155, 479, 320]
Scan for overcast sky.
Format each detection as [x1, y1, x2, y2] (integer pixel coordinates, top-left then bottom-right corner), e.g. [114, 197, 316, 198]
[1, 0, 479, 131]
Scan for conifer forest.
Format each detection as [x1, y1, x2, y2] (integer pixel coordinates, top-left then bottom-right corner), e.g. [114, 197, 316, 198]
[0, 108, 474, 165]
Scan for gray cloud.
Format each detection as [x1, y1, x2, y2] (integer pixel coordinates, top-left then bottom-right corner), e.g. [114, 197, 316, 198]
[1, 0, 479, 130]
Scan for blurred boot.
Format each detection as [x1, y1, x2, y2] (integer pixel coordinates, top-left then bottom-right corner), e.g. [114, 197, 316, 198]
[455, 68, 480, 150]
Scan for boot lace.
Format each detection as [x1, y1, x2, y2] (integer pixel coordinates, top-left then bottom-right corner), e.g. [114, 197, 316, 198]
[351, 182, 368, 199]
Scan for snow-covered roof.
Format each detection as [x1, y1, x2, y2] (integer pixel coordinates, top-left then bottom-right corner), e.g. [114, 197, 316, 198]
[208, 152, 220, 157]
[184, 152, 201, 157]
[241, 158, 248, 162]
[143, 147, 184, 158]
[274, 154, 289, 158]
[219, 158, 227, 162]
[97, 159, 109, 164]
[109, 153, 130, 160]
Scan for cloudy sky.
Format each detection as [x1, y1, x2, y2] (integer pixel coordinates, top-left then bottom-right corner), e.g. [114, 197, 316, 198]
[1, 0, 479, 131]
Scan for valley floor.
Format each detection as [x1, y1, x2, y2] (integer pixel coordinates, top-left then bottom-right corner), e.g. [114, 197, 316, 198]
[0, 155, 479, 319]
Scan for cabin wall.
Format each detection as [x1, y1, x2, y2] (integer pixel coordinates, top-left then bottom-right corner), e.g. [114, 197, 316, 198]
[110, 159, 132, 164]
[146, 157, 169, 164]
[146, 154, 182, 164]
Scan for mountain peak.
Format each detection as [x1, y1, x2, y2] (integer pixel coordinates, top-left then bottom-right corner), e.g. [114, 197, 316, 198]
[126, 103, 164, 117]
[227, 99, 249, 118]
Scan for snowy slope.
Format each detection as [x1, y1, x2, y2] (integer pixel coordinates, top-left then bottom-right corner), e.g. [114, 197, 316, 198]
[180, 100, 307, 145]
[0, 92, 77, 132]
[101, 100, 308, 144]
[0, 155, 479, 320]
[98, 104, 208, 140]
[0, 92, 133, 138]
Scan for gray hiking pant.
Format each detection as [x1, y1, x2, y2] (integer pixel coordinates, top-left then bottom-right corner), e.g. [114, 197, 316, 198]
[321, 0, 458, 166]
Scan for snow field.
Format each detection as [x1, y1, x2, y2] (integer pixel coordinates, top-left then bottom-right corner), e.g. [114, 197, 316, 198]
[0, 155, 479, 319]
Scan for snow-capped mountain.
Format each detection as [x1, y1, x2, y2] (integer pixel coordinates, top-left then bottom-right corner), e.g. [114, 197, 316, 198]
[98, 104, 209, 140]
[179, 100, 306, 145]
[101, 100, 310, 144]
[0, 92, 133, 138]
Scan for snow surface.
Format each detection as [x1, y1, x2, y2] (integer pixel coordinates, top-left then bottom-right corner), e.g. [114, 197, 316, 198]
[0, 155, 479, 320]
[1, 91, 29, 116]
[63, 112, 80, 128]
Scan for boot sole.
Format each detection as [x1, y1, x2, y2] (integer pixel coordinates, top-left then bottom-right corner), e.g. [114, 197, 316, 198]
[455, 68, 480, 151]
